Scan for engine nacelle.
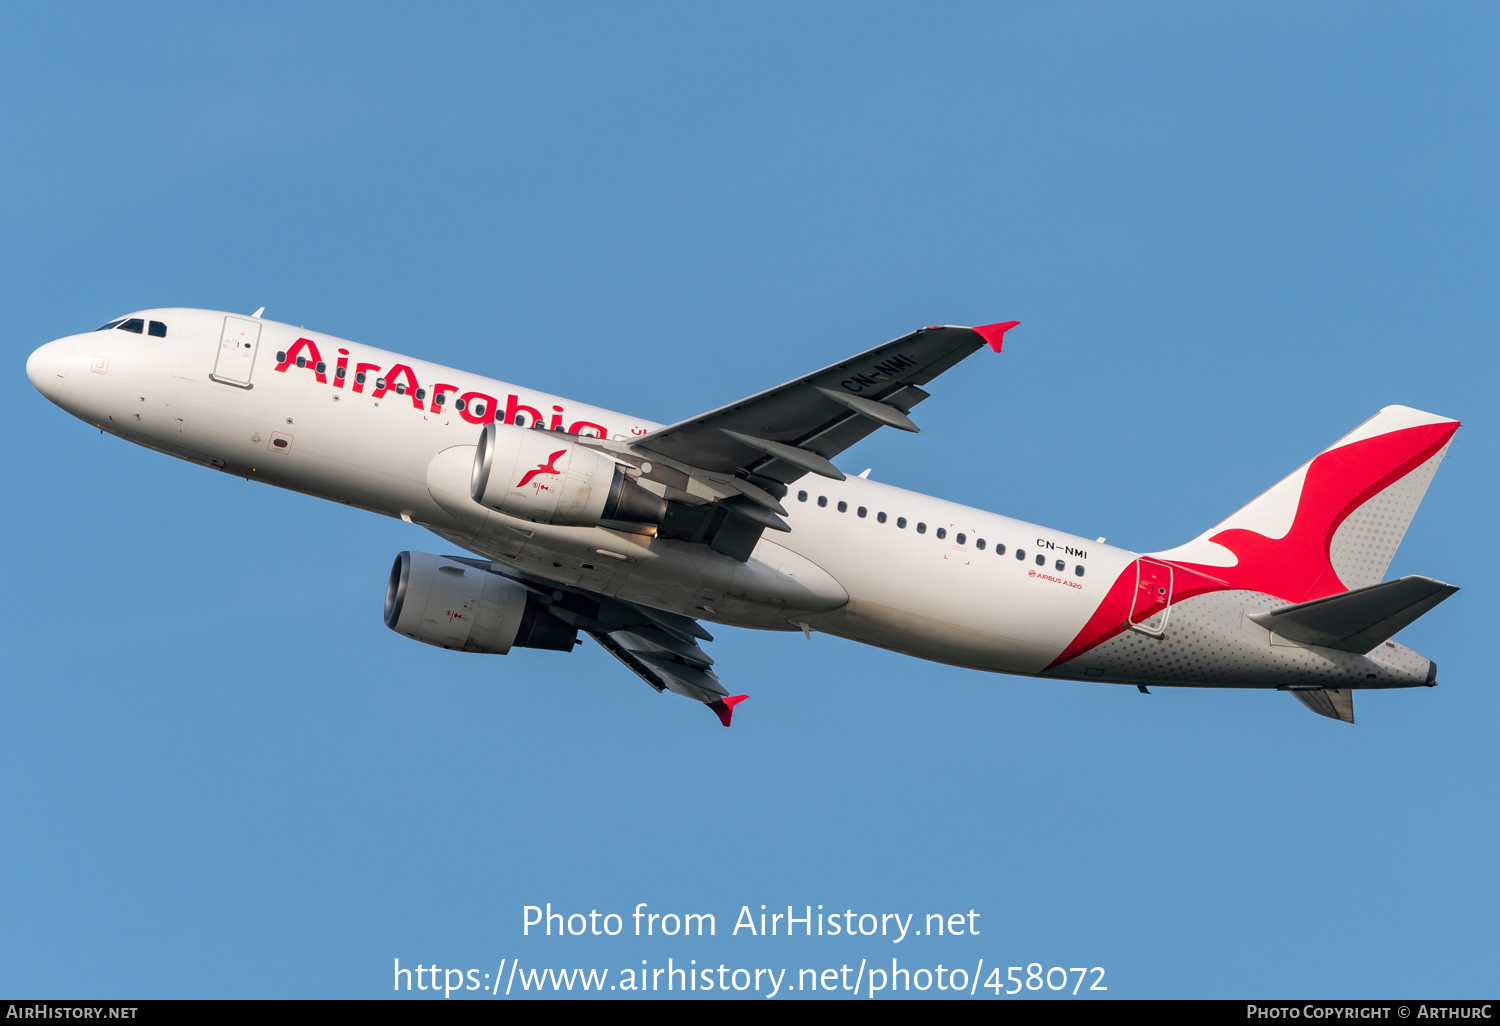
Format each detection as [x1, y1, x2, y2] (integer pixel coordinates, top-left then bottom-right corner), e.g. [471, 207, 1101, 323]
[384, 551, 577, 653]
[469, 422, 667, 527]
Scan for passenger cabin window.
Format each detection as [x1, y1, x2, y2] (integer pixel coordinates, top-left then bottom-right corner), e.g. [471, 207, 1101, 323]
[837, 501, 847, 513]
[1075, 565, 1085, 577]
[798, 490, 808, 502]
[857, 506, 867, 518]
[1035, 554, 1045, 566]
[956, 533, 966, 545]
[817, 495, 827, 507]
[1016, 548, 1026, 560]
[897, 517, 906, 528]
[976, 538, 985, 550]
[1055, 559, 1065, 571]
[95, 319, 126, 331]
[148, 320, 167, 337]
[994, 543, 1006, 556]
[118, 318, 144, 334]
[917, 522, 926, 534]
[877, 512, 887, 523]
[936, 528, 946, 540]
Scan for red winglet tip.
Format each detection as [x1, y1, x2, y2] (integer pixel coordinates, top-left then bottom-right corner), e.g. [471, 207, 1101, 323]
[711, 694, 749, 727]
[972, 320, 1020, 352]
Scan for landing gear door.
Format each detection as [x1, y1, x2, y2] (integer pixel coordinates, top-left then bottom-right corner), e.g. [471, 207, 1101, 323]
[211, 316, 262, 389]
[1127, 558, 1174, 636]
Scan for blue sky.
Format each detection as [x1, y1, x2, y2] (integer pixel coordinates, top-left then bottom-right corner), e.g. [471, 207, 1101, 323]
[2, 1, 1495, 999]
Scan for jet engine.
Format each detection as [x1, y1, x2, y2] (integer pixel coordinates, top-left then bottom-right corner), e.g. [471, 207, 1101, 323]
[469, 422, 666, 527]
[384, 550, 577, 653]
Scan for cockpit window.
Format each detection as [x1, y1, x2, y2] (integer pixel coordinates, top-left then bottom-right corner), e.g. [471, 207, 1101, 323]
[148, 320, 167, 337]
[95, 318, 126, 331]
[118, 318, 145, 334]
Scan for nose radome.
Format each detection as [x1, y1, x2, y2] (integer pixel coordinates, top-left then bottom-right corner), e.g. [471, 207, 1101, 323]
[27, 339, 72, 401]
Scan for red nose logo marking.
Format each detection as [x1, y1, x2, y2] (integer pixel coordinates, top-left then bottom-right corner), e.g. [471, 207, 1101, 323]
[516, 450, 568, 489]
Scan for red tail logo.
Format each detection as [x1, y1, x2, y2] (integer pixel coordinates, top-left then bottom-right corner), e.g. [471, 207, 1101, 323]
[516, 450, 568, 489]
[1046, 418, 1459, 671]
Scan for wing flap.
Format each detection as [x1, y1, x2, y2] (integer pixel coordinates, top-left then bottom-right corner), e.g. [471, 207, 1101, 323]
[1249, 575, 1458, 653]
[589, 627, 727, 703]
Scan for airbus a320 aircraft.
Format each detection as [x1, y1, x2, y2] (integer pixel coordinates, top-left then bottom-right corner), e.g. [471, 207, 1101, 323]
[27, 310, 1459, 725]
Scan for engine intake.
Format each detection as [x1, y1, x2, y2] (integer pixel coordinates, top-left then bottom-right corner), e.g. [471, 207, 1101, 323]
[470, 422, 666, 527]
[384, 551, 577, 653]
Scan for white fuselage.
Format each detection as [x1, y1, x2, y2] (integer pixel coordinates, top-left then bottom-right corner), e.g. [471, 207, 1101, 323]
[27, 308, 1127, 677]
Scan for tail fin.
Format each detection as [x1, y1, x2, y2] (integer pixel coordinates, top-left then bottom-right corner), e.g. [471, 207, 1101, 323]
[1155, 406, 1458, 603]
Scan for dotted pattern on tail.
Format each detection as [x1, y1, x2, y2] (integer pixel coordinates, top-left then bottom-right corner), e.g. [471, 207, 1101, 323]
[1328, 444, 1449, 591]
[1041, 589, 1431, 689]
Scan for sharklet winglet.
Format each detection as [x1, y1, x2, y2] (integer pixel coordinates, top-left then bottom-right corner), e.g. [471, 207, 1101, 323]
[971, 320, 1020, 353]
[708, 694, 749, 727]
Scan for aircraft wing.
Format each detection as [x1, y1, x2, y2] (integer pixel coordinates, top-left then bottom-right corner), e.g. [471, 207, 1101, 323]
[631, 321, 1018, 487]
[587, 626, 745, 726]
[451, 556, 749, 725]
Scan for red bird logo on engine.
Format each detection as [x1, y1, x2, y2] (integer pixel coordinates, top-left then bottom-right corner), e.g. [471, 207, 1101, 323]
[516, 450, 568, 489]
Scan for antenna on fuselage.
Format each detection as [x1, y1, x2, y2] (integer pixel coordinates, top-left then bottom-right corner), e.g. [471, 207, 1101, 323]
[251, 307, 265, 318]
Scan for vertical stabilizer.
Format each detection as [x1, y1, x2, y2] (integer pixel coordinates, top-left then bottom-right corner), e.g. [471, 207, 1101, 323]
[1327, 436, 1450, 590]
[1153, 406, 1458, 603]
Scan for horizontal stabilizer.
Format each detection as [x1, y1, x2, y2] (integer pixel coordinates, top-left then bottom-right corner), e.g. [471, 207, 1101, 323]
[1250, 575, 1458, 654]
[1285, 687, 1355, 723]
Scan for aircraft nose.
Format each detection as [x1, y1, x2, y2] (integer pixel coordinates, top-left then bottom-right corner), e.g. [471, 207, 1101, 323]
[26, 338, 72, 401]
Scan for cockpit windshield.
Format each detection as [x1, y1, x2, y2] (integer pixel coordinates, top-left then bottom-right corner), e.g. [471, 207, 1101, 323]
[93, 317, 167, 336]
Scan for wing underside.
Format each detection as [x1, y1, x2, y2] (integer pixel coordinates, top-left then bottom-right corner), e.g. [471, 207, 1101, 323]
[444, 555, 748, 725]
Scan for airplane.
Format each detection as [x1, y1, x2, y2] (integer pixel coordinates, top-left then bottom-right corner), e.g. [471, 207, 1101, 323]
[25, 309, 1460, 726]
